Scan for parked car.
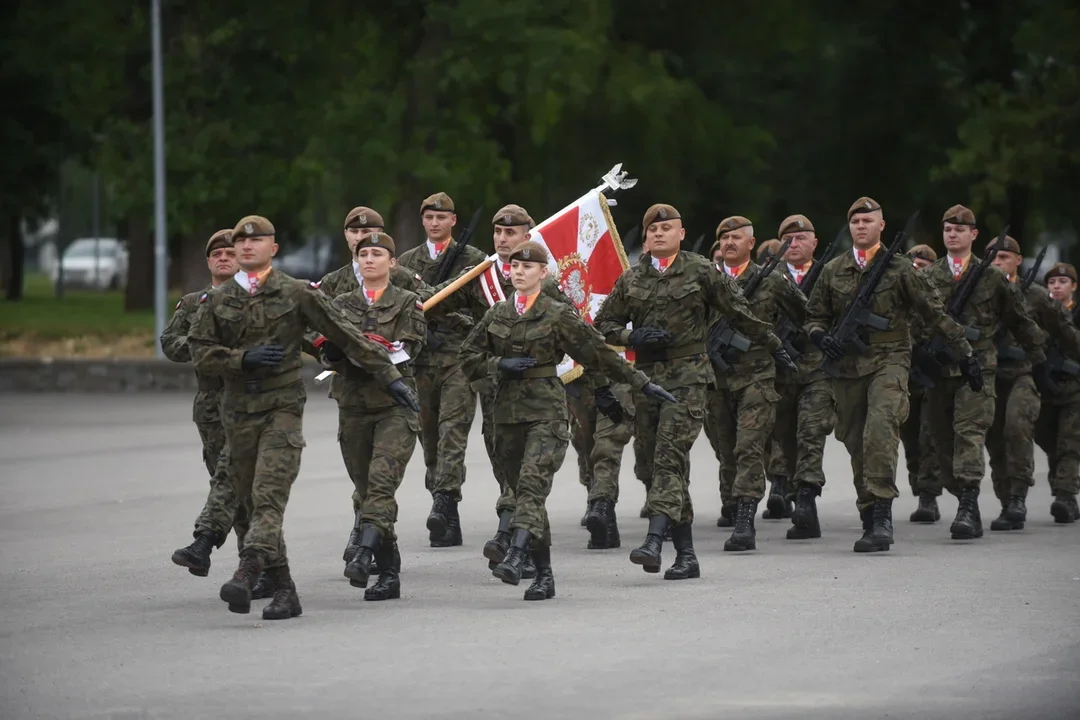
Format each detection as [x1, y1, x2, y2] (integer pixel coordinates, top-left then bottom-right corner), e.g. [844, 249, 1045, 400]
[272, 236, 335, 281]
[51, 237, 129, 290]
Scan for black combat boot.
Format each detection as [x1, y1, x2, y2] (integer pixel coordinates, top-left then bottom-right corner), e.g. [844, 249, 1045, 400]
[950, 487, 983, 539]
[520, 550, 537, 579]
[764, 475, 793, 520]
[1050, 493, 1079, 524]
[493, 529, 532, 586]
[909, 493, 941, 523]
[483, 510, 514, 570]
[171, 531, 219, 577]
[586, 498, 614, 549]
[344, 524, 382, 588]
[640, 480, 652, 518]
[629, 515, 669, 573]
[523, 545, 555, 601]
[429, 493, 463, 547]
[991, 495, 1026, 531]
[343, 509, 363, 563]
[852, 506, 879, 553]
[606, 503, 621, 549]
[723, 498, 758, 551]
[219, 551, 263, 614]
[365, 539, 401, 601]
[580, 498, 589, 527]
[716, 500, 736, 527]
[871, 499, 894, 548]
[261, 564, 303, 620]
[663, 523, 700, 580]
[251, 571, 275, 600]
[639, 503, 649, 519]
[787, 484, 822, 539]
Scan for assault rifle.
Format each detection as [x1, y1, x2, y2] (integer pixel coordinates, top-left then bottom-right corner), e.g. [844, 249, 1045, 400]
[775, 226, 846, 361]
[910, 225, 1008, 388]
[997, 245, 1047, 363]
[707, 235, 794, 372]
[820, 211, 919, 378]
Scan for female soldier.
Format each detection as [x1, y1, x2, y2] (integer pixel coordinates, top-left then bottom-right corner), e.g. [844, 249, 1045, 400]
[459, 241, 676, 601]
[319, 232, 426, 601]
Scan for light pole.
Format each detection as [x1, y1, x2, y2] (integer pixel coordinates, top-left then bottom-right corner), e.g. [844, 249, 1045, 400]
[151, 0, 167, 358]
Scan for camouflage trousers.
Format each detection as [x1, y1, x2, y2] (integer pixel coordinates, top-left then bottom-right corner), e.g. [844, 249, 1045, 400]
[986, 373, 1041, 502]
[567, 378, 597, 490]
[221, 403, 305, 570]
[193, 421, 247, 549]
[416, 362, 477, 500]
[478, 380, 517, 515]
[767, 376, 834, 489]
[925, 372, 996, 495]
[587, 383, 639, 503]
[704, 380, 778, 502]
[338, 405, 419, 541]
[495, 419, 570, 547]
[1035, 378, 1080, 495]
[899, 387, 943, 497]
[638, 384, 706, 525]
[832, 363, 910, 512]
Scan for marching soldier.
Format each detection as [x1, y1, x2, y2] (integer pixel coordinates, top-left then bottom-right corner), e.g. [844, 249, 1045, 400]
[768, 215, 835, 540]
[1036, 262, 1080, 522]
[324, 233, 425, 601]
[703, 216, 806, 552]
[916, 206, 1045, 541]
[902, 245, 944, 522]
[583, 382, 637, 549]
[804, 197, 975, 553]
[164, 229, 249, 576]
[397, 193, 488, 547]
[459, 240, 674, 600]
[984, 237, 1075, 529]
[595, 204, 789, 577]
[314, 206, 425, 567]
[188, 215, 419, 620]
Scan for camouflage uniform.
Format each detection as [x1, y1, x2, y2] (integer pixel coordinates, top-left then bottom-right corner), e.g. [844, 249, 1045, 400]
[397, 239, 488, 504]
[916, 259, 1045, 502]
[899, 384, 942, 496]
[704, 259, 806, 508]
[460, 294, 649, 547]
[1034, 297, 1080, 517]
[804, 212, 972, 530]
[189, 266, 403, 578]
[587, 382, 638, 504]
[161, 286, 246, 547]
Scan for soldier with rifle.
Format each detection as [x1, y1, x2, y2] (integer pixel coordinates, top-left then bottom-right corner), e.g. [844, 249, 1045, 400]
[396, 193, 488, 548]
[910, 206, 1045, 542]
[804, 197, 975, 553]
[1035, 262, 1080, 523]
[767, 215, 839, 541]
[703, 216, 804, 552]
[985, 241, 1080, 529]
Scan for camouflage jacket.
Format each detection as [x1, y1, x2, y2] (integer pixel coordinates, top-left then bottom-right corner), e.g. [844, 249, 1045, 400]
[160, 285, 223, 423]
[188, 269, 401, 414]
[805, 250, 971, 379]
[459, 293, 649, 424]
[326, 284, 426, 410]
[997, 283, 1080, 381]
[775, 263, 826, 386]
[595, 251, 781, 389]
[916, 258, 1045, 377]
[398, 240, 489, 366]
[712, 261, 807, 392]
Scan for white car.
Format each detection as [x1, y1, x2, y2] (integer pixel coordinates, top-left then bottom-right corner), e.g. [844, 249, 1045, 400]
[51, 237, 129, 290]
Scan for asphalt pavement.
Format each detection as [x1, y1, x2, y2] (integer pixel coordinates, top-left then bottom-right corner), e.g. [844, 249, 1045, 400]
[1, 393, 1077, 720]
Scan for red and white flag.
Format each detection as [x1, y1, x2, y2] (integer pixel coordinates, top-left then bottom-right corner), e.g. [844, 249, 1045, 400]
[529, 189, 633, 381]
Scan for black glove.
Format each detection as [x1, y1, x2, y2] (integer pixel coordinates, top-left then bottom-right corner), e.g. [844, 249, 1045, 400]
[810, 330, 845, 360]
[642, 382, 677, 403]
[387, 379, 420, 412]
[426, 328, 442, 350]
[322, 341, 345, 363]
[497, 357, 538, 377]
[594, 386, 625, 424]
[241, 344, 286, 371]
[628, 327, 673, 350]
[773, 347, 798, 373]
[1032, 361, 1062, 397]
[958, 354, 984, 392]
